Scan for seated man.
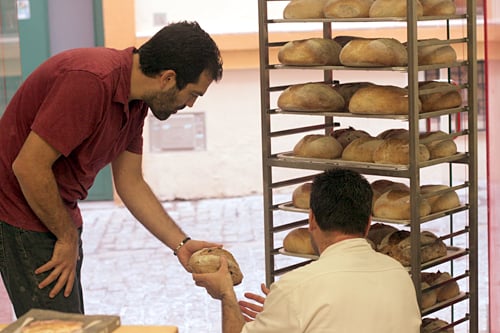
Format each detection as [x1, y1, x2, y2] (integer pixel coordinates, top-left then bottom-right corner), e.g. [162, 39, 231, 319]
[193, 169, 421, 333]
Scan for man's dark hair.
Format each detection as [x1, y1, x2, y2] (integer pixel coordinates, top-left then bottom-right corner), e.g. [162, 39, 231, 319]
[310, 169, 373, 235]
[136, 21, 223, 90]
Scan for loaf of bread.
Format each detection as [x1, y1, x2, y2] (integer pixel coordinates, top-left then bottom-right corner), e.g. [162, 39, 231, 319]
[416, 39, 457, 65]
[283, 227, 317, 255]
[421, 0, 456, 16]
[370, 179, 409, 208]
[421, 271, 460, 301]
[339, 38, 408, 67]
[341, 136, 385, 162]
[333, 82, 374, 108]
[331, 126, 371, 148]
[278, 38, 342, 66]
[419, 130, 458, 159]
[420, 184, 460, 213]
[419, 81, 462, 112]
[372, 138, 430, 164]
[373, 189, 432, 220]
[421, 281, 438, 309]
[292, 182, 312, 209]
[421, 318, 454, 332]
[376, 128, 409, 140]
[323, 0, 373, 18]
[349, 85, 421, 115]
[293, 134, 343, 159]
[283, 0, 327, 18]
[366, 223, 399, 248]
[278, 83, 345, 112]
[188, 248, 243, 285]
[369, 0, 424, 17]
[378, 230, 447, 265]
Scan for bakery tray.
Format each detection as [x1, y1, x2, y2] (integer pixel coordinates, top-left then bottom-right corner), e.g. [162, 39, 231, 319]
[278, 246, 467, 269]
[422, 291, 469, 316]
[275, 152, 468, 173]
[278, 202, 469, 225]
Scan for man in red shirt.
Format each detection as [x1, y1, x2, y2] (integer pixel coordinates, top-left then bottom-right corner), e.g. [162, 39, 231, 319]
[0, 21, 223, 317]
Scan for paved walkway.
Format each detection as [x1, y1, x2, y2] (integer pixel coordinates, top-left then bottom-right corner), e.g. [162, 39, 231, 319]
[1, 187, 490, 332]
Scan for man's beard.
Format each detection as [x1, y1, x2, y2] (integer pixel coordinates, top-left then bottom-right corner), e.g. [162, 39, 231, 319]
[146, 87, 185, 121]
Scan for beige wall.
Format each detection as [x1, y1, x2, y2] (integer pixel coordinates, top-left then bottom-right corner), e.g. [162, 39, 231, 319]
[102, 1, 489, 200]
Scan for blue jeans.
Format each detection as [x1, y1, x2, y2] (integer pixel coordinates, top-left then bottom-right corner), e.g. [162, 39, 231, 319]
[0, 221, 84, 317]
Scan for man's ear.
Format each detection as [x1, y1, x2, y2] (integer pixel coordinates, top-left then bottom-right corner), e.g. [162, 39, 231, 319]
[364, 215, 372, 237]
[308, 209, 317, 232]
[160, 70, 177, 88]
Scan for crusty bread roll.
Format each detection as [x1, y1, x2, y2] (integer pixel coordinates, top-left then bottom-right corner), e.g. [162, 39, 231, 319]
[419, 81, 462, 112]
[421, 0, 456, 16]
[376, 128, 409, 140]
[422, 271, 460, 301]
[371, 179, 409, 208]
[278, 83, 345, 112]
[369, 0, 424, 17]
[188, 248, 243, 285]
[323, 0, 373, 18]
[349, 85, 421, 115]
[293, 134, 343, 159]
[292, 182, 312, 209]
[283, 0, 327, 18]
[283, 227, 317, 255]
[422, 318, 454, 332]
[420, 184, 460, 213]
[333, 82, 374, 108]
[416, 39, 457, 65]
[341, 136, 385, 162]
[421, 281, 438, 309]
[379, 230, 447, 265]
[339, 38, 408, 67]
[367, 223, 399, 248]
[278, 38, 342, 66]
[419, 131, 458, 159]
[331, 126, 371, 148]
[373, 189, 432, 220]
[373, 138, 430, 164]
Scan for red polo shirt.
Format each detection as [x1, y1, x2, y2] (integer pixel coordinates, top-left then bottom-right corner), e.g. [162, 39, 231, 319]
[0, 47, 148, 231]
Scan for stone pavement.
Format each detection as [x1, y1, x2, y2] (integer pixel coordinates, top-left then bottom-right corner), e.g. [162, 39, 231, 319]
[0, 188, 490, 332]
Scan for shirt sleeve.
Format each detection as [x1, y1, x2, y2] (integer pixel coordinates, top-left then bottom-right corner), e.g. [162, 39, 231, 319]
[31, 71, 108, 157]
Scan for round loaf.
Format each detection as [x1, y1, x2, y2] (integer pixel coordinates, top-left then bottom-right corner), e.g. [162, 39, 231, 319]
[420, 131, 458, 159]
[333, 82, 374, 107]
[376, 128, 409, 140]
[420, 184, 460, 213]
[278, 38, 342, 66]
[366, 223, 399, 248]
[323, 0, 373, 18]
[422, 318, 453, 333]
[283, 0, 327, 18]
[373, 138, 430, 164]
[369, 0, 424, 17]
[421, 271, 460, 301]
[278, 83, 345, 112]
[293, 134, 343, 159]
[292, 182, 312, 209]
[421, 0, 456, 16]
[371, 179, 409, 208]
[331, 126, 372, 148]
[188, 248, 243, 285]
[341, 136, 385, 162]
[339, 38, 408, 67]
[421, 282, 438, 309]
[373, 189, 431, 220]
[419, 81, 462, 112]
[283, 227, 317, 255]
[349, 85, 420, 115]
[417, 39, 457, 65]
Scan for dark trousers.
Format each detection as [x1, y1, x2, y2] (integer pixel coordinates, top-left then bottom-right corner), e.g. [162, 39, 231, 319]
[0, 221, 84, 318]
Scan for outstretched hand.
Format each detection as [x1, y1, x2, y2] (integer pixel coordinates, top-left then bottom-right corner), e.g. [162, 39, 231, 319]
[238, 283, 270, 322]
[176, 239, 222, 272]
